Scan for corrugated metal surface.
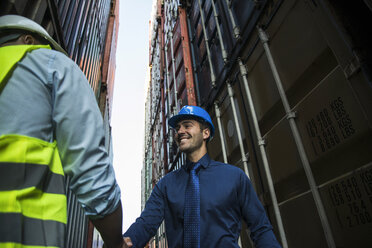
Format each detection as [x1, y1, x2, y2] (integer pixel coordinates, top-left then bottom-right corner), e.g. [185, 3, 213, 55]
[101, 0, 119, 117]
[65, 176, 89, 248]
[145, 0, 372, 247]
[91, 229, 104, 248]
[0, 0, 65, 48]
[1, 1, 119, 247]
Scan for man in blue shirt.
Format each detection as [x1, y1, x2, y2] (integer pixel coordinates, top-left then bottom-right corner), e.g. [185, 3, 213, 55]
[123, 105, 281, 248]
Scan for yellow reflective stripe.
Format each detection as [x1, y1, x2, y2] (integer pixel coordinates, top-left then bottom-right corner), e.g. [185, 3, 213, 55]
[0, 188, 67, 224]
[0, 135, 64, 175]
[0, 44, 51, 84]
[0, 243, 59, 248]
[0, 212, 65, 247]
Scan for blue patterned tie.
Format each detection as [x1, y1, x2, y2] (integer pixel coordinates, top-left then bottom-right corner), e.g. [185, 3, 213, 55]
[184, 162, 201, 248]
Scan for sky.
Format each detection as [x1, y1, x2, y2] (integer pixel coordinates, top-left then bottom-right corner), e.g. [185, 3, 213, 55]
[111, 0, 154, 231]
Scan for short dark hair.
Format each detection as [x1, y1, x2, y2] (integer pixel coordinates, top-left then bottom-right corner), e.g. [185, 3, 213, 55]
[199, 120, 210, 132]
[176, 115, 210, 131]
[196, 119, 212, 143]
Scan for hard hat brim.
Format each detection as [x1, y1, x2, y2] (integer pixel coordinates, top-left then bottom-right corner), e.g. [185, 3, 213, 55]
[168, 114, 215, 137]
[168, 114, 194, 129]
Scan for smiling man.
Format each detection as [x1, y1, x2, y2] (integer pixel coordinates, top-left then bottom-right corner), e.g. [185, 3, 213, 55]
[123, 105, 281, 248]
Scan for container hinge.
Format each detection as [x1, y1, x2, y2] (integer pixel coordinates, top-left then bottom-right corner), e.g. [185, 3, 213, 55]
[344, 56, 361, 79]
[286, 111, 297, 120]
[258, 138, 266, 146]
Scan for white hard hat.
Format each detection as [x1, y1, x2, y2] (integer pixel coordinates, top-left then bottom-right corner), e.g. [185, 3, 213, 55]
[0, 15, 66, 54]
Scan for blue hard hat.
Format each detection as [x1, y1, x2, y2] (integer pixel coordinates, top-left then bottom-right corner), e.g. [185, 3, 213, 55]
[168, 105, 215, 137]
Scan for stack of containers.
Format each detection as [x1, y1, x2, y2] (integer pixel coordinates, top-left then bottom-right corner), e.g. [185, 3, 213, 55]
[144, 0, 372, 247]
[143, 85, 154, 206]
[57, 0, 112, 95]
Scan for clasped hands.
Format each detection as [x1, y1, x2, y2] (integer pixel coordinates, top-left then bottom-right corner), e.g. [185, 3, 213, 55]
[104, 237, 132, 248]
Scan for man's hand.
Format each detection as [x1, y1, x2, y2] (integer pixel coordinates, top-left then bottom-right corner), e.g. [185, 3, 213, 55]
[123, 237, 133, 247]
[91, 201, 124, 248]
[103, 237, 132, 248]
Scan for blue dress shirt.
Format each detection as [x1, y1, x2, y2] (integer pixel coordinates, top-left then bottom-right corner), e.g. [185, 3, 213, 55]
[124, 154, 281, 248]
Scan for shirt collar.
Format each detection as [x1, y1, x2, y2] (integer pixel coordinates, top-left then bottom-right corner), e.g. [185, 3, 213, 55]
[184, 153, 211, 171]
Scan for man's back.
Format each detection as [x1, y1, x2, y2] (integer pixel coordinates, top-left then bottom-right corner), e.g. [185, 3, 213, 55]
[1, 48, 57, 140]
[0, 46, 122, 246]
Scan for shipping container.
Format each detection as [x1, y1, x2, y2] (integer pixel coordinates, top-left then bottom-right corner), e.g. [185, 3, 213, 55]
[144, 0, 372, 247]
[1, 0, 120, 247]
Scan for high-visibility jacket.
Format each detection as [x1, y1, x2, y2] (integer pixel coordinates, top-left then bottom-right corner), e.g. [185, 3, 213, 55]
[0, 45, 66, 248]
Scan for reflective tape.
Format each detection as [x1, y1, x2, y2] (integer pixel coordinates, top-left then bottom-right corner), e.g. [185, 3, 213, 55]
[0, 212, 65, 247]
[0, 243, 59, 248]
[0, 188, 67, 224]
[0, 162, 65, 194]
[0, 134, 64, 175]
[0, 45, 51, 86]
[0, 134, 66, 247]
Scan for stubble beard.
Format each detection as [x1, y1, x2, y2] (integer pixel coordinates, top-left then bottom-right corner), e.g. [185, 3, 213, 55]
[178, 133, 204, 155]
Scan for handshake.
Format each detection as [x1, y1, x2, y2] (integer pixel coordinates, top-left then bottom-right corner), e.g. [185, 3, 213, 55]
[121, 237, 133, 248]
[103, 237, 132, 248]
[90, 201, 135, 248]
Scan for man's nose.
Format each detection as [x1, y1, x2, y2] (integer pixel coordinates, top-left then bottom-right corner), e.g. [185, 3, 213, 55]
[176, 126, 185, 135]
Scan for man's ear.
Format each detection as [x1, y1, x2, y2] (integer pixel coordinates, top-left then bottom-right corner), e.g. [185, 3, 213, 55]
[22, 34, 36, 45]
[202, 128, 210, 141]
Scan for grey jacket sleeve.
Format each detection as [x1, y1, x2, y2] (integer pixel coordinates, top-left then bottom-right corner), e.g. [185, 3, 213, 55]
[50, 50, 121, 217]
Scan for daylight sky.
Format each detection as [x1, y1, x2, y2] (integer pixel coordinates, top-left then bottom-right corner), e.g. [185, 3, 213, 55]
[111, 0, 154, 231]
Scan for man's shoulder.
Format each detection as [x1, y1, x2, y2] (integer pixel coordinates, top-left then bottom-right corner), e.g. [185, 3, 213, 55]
[162, 167, 184, 179]
[29, 47, 63, 57]
[154, 168, 184, 191]
[27, 48, 86, 79]
[209, 159, 246, 175]
[210, 159, 241, 169]
[28, 48, 75, 66]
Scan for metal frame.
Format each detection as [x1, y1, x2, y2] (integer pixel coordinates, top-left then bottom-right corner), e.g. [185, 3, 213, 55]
[223, 0, 241, 40]
[214, 102, 228, 163]
[258, 26, 336, 248]
[227, 82, 249, 177]
[197, 0, 216, 87]
[179, 8, 197, 106]
[211, 0, 228, 64]
[238, 58, 288, 248]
